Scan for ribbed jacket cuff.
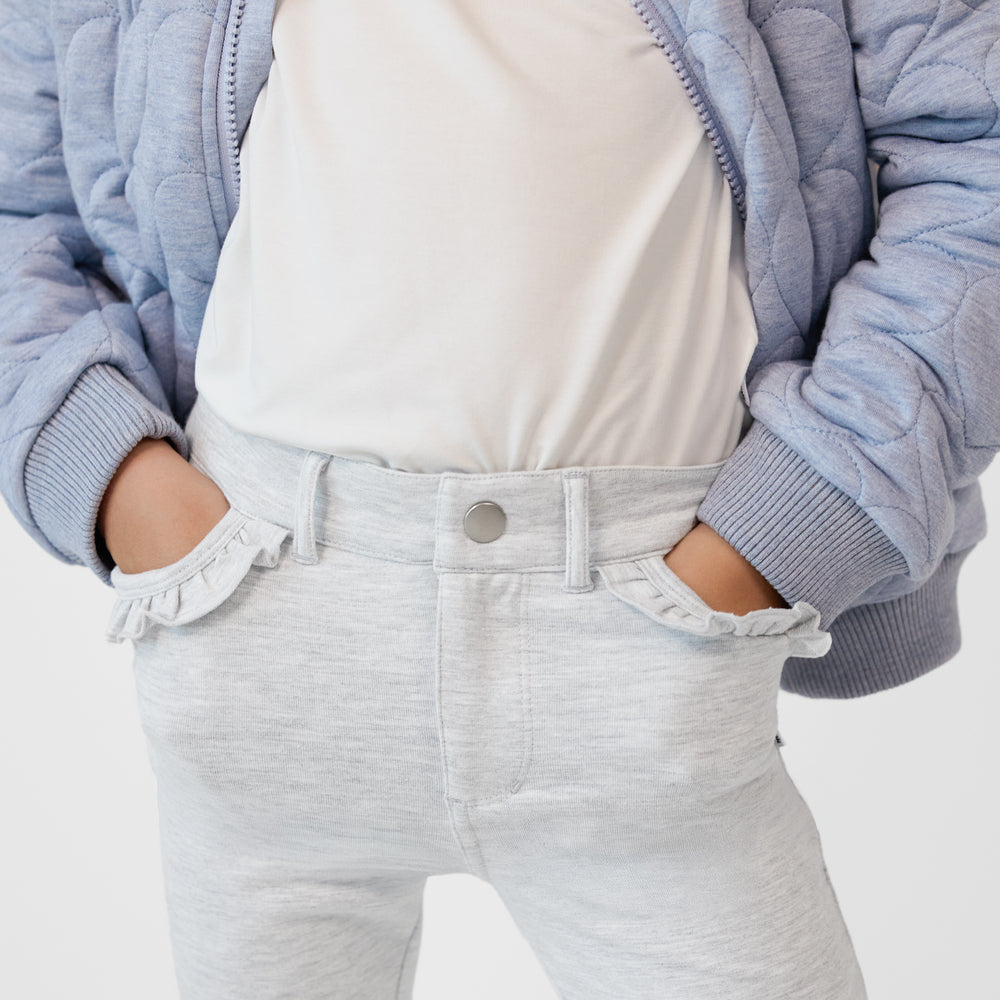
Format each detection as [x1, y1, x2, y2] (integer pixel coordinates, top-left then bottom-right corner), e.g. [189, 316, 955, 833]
[696, 420, 908, 628]
[781, 547, 971, 698]
[23, 363, 190, 586]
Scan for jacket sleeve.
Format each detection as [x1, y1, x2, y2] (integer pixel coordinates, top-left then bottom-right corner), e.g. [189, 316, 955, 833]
[696, 0, 1000, 628]
[0, 0, 189, 585]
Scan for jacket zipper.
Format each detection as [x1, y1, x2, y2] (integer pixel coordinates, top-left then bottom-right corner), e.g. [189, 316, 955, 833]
[626, 0, 747, 221]
[221, 0, 248, 221]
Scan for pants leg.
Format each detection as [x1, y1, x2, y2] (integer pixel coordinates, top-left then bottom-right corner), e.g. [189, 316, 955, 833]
[481, 759, 865, 999]
[433, 561, 868, 999]
[121, 540, 469, 1000]
[156, 797, 427, 1000]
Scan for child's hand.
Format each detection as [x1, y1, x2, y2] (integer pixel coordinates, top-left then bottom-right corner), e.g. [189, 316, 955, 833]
[662, 521, 790, 616]
[96, 437, 231, 575]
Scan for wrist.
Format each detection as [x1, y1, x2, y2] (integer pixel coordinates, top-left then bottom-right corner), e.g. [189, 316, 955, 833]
[663, 521, 790, 614]
[97, 437, 190, 544]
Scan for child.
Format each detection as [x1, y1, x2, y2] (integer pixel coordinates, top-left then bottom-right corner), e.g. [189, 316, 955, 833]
[2, 1, 998, 996]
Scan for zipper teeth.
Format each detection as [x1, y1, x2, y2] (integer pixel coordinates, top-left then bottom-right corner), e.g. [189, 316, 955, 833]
[627, 0, 746, 221]
[225, 0, 247, 198]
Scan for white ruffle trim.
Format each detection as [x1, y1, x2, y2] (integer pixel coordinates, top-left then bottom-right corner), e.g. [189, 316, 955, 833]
[596, 554, 833, 658]
[104, 508, 290, 643]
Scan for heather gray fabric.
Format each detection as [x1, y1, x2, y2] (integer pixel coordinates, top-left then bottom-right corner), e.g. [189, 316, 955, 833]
[105, 393, 867, 999]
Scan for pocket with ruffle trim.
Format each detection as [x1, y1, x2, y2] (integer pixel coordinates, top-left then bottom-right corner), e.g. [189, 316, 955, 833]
[596, 552, 833, 660]
[104, 506, 291, 643]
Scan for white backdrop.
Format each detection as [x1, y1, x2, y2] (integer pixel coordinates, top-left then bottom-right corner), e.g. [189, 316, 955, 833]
[1, 461, 997, 999]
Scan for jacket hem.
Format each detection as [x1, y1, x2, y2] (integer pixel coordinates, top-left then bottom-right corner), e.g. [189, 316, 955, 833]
[22, 363, 190, 586]
[780, 547, 972, 698]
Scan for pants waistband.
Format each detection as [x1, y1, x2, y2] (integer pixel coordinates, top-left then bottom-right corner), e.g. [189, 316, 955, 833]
[184, 393, 728, 593]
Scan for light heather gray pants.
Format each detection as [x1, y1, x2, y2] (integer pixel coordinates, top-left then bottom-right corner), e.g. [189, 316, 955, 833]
[105, 392, 868, 1000]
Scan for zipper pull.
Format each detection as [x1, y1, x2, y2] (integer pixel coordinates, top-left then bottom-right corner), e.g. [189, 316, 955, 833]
[775, 730, 785, 747]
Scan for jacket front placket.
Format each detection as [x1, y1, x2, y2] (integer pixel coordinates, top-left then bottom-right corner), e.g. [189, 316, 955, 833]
[626, 0, 746, 221]
[216, 0, 277, 225]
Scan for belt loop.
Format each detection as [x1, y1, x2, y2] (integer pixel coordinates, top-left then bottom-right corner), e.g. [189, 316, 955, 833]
[291, 451, 331, 564]
[562, 471, 594, 593]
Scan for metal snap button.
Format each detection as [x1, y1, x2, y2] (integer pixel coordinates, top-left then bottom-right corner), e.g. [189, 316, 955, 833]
[463, 500, 506, 543]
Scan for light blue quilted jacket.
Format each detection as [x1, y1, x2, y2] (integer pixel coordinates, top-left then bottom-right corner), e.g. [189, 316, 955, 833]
[1, 0, 998, 698]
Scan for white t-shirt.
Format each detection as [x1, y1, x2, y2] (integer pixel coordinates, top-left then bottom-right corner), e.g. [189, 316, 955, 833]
[195, 0, 759, 471]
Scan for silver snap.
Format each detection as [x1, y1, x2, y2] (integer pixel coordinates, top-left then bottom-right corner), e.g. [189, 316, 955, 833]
[464, 500, 506, 543]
